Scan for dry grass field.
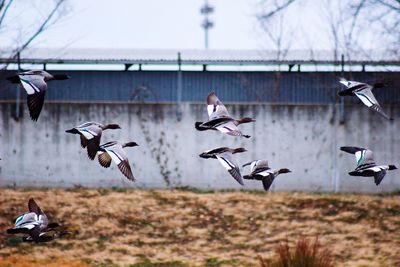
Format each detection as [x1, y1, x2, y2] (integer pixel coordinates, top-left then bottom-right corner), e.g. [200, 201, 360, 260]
[0, 188, 399, 267]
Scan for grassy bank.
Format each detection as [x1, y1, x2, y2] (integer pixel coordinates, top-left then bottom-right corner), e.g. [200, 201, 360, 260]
[0, 188, 399, 266]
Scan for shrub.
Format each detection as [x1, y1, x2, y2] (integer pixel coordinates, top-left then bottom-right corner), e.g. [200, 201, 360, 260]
[259, 236, 334, 267]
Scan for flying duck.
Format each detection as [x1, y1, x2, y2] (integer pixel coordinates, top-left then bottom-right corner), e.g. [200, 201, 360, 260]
[242, 159, 291, 191]
[338, 78, 392, 120]
[199, 147, 247, 185]
[97, 141, 139, 181]
[66, 122, 121, 160]
[340, 146, 397, 185]
[6, 70, 69, 121]
[6, 198, 61, 243]
[195, 92, 255, 138]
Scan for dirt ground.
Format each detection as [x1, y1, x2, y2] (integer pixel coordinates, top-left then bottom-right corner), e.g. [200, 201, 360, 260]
[0, 188, 399, 267]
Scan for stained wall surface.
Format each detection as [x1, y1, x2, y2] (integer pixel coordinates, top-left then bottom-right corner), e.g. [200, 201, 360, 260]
[0, 102, 398, 192]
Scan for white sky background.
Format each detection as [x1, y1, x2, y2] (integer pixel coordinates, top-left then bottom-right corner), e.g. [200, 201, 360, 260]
[0, 0, 397, 71]
[1, 0, 266, 50]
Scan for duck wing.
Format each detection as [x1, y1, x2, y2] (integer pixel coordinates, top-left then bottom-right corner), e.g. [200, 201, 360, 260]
[98, 152, 112, 168]
[215, 121, 245, 137]
[7, 212, 39, 234]
[80, 135, 88, 148]
[261, 174, 275, 191]
[118, 160, 135, 181]
[199, 147, 228, 158]
[27, 91, 46, 121]
[19, 74, 47, 121]
[29, 225, 41, 243]
[243, 160, 270, 174]
[28, 198, 43, 215]
[207, 92, 231, 120]
[70, 123, 102, 157]
[339, 78, 367, 89]
[354, 88, 391, 120]
[216, 152, 244, 185]
[374, 169, 386, 185]
[102, 144, 135, 181]
[340, 147, 376, 168]
[252, 160, 269, 174]
[201, 117, 234, 128]
[87, 134, 101, 160]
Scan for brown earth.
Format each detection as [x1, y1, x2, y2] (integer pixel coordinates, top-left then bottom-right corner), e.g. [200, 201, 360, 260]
[0, 188, 399, 267]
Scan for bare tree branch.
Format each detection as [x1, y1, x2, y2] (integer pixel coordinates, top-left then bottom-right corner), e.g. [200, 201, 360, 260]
[11, 0, 65, 58]
[347, 0, 366, 47]
[374, 0, 400, 11]
[0, 0, 13, 28]
[257, 0, 400, 59]
[258, 0, 296, 21]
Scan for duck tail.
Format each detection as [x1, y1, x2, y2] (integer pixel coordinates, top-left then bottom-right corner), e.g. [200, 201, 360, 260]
[243, 175, 253, 180]
[65, 128, 79, 134]
[237, 117, 256, 125]
[6, 75, 21, 84]
[242, 134, 251, 139]
[195, 122, 213, 131]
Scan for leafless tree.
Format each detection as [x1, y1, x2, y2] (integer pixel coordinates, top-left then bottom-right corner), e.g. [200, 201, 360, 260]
[0, 0, 68, 66]
[257, 0, 400, 60]
[257, 0, 295, 64]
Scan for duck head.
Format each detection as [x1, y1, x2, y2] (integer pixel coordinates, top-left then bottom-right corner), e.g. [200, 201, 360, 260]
[103, 124, 121, 130]
[388, 165, 397, 170]
[199, 152, 212, 159]
[207, 91, 220, 105]
[123, 142, 139, 148]
[278, 168, 291, 174]
[52, 74, 70, 80]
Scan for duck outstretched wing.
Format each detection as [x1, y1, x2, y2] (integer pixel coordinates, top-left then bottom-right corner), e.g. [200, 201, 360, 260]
[340, 147, 376, 167]
[262, 175, 275, 191]
[216, 153, 244, 185]
[374, 170, 386, 185]
[207, 92, 231, 120]
[354, 88, 391, 120]
[98, 152, 112, 168]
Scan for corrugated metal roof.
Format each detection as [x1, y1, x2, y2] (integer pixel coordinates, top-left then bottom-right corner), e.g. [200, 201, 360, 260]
[0, 48, 399, 65]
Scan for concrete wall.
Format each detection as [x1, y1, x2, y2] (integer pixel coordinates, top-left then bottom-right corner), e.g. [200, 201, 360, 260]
[0, 102, 399, 192]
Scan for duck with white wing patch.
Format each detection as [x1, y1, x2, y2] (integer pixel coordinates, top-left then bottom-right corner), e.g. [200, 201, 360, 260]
[199, 147, 247, 185]
[242, 159, 291, 191]
[66, 122, 121, 160]
[340, 146, 397, 185]
[7, 70, 69, 121]
[97, 141, 139, 181]
[338, 78, 392, 120]
[6, 198, 66, 243]
[195, 92, 255, 138]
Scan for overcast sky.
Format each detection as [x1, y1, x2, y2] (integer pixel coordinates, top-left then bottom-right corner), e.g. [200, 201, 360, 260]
[2, 0, 266, 50]
[1, 0, 397, 62]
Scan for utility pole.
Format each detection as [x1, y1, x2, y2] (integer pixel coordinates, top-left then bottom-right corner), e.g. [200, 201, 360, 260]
[200, 0, 214, 49]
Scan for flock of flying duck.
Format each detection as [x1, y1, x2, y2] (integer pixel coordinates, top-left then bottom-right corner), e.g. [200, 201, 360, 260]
[3, 70, 397, 243]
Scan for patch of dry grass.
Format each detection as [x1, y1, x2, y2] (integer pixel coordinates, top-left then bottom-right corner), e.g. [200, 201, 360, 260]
[259, 236, 334, 267]
[0, 188, 399, 266]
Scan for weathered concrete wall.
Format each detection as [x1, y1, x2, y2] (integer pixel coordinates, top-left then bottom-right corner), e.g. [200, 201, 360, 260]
[0, 102, 399, 192]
